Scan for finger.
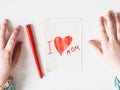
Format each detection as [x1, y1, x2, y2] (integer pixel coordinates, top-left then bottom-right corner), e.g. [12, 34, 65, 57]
[115, 13, 120, 41]
[0, 19, 8, 49]
[5, 26, 21, 52]
[107, 10, 117, 41]
[99, 16, 109, 48]
[11, 42, 22, 70]
[88, 40, 103, 55]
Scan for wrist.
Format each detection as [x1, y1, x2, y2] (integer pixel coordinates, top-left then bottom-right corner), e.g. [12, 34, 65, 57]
[0, 79, 7, 86]
[0, 75, 9, 86]
[0, 76, 13, 90]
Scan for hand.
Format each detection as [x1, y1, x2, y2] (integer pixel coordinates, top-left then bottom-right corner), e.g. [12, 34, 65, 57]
[0, 19, 22, 85]
[89, 11, 120, 76]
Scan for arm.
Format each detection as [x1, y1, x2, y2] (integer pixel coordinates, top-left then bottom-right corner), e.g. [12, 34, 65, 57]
[89, 10, 120, 76]
[0, 19, 22, 90]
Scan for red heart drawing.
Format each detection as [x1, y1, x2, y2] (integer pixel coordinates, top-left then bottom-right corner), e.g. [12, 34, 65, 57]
[54, 36, 72, 55]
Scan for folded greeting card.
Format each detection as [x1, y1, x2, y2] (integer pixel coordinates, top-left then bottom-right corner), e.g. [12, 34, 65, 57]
[44, 18, 82, 72]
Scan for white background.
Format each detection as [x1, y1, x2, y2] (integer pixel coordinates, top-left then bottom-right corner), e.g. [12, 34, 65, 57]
[0, 0, 120, 90]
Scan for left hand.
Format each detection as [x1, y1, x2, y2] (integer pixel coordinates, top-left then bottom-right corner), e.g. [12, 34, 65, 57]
[0, 19, 22, 85]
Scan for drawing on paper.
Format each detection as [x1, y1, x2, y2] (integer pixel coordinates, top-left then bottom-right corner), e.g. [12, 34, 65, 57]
[44, 18, 82, 72]
[54, 36, 72, 55]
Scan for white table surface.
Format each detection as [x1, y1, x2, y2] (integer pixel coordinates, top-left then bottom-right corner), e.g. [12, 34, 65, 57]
[0, 0, 120, 90]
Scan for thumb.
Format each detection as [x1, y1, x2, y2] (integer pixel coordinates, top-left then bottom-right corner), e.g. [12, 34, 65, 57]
[11, 42, 23, 70]
[88, 40, 103, 55]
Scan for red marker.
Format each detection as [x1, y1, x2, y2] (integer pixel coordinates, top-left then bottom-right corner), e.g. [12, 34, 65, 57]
[26, 24, 43, 78]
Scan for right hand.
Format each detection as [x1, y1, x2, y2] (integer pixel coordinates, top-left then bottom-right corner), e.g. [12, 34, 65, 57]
[88, 11, 120, 76]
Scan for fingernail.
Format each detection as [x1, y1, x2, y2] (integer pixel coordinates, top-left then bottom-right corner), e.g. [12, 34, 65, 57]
[17, 25, 22, 30]
[16, 25, 22, 32]
[107, 10, 114, 16]
[109, 10, 114, 14]
[3, 19, 8, 24]
[99, 16, 104, 22]
[88, 40, 92, 44]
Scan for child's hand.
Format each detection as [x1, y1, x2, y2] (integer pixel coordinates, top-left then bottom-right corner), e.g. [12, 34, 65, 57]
[0, 20, 22, 85]
[89, 11, 120, 76]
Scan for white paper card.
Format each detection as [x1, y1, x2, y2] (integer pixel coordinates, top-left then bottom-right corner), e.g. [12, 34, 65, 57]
[44, 18, 82, 72]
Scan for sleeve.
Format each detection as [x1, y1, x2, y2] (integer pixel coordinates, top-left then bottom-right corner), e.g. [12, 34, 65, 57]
[5, 83, 15, 90]
[115, 76, 120, 90]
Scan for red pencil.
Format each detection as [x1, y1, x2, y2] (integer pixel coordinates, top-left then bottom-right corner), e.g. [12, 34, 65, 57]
[26, 24, 43, 78]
